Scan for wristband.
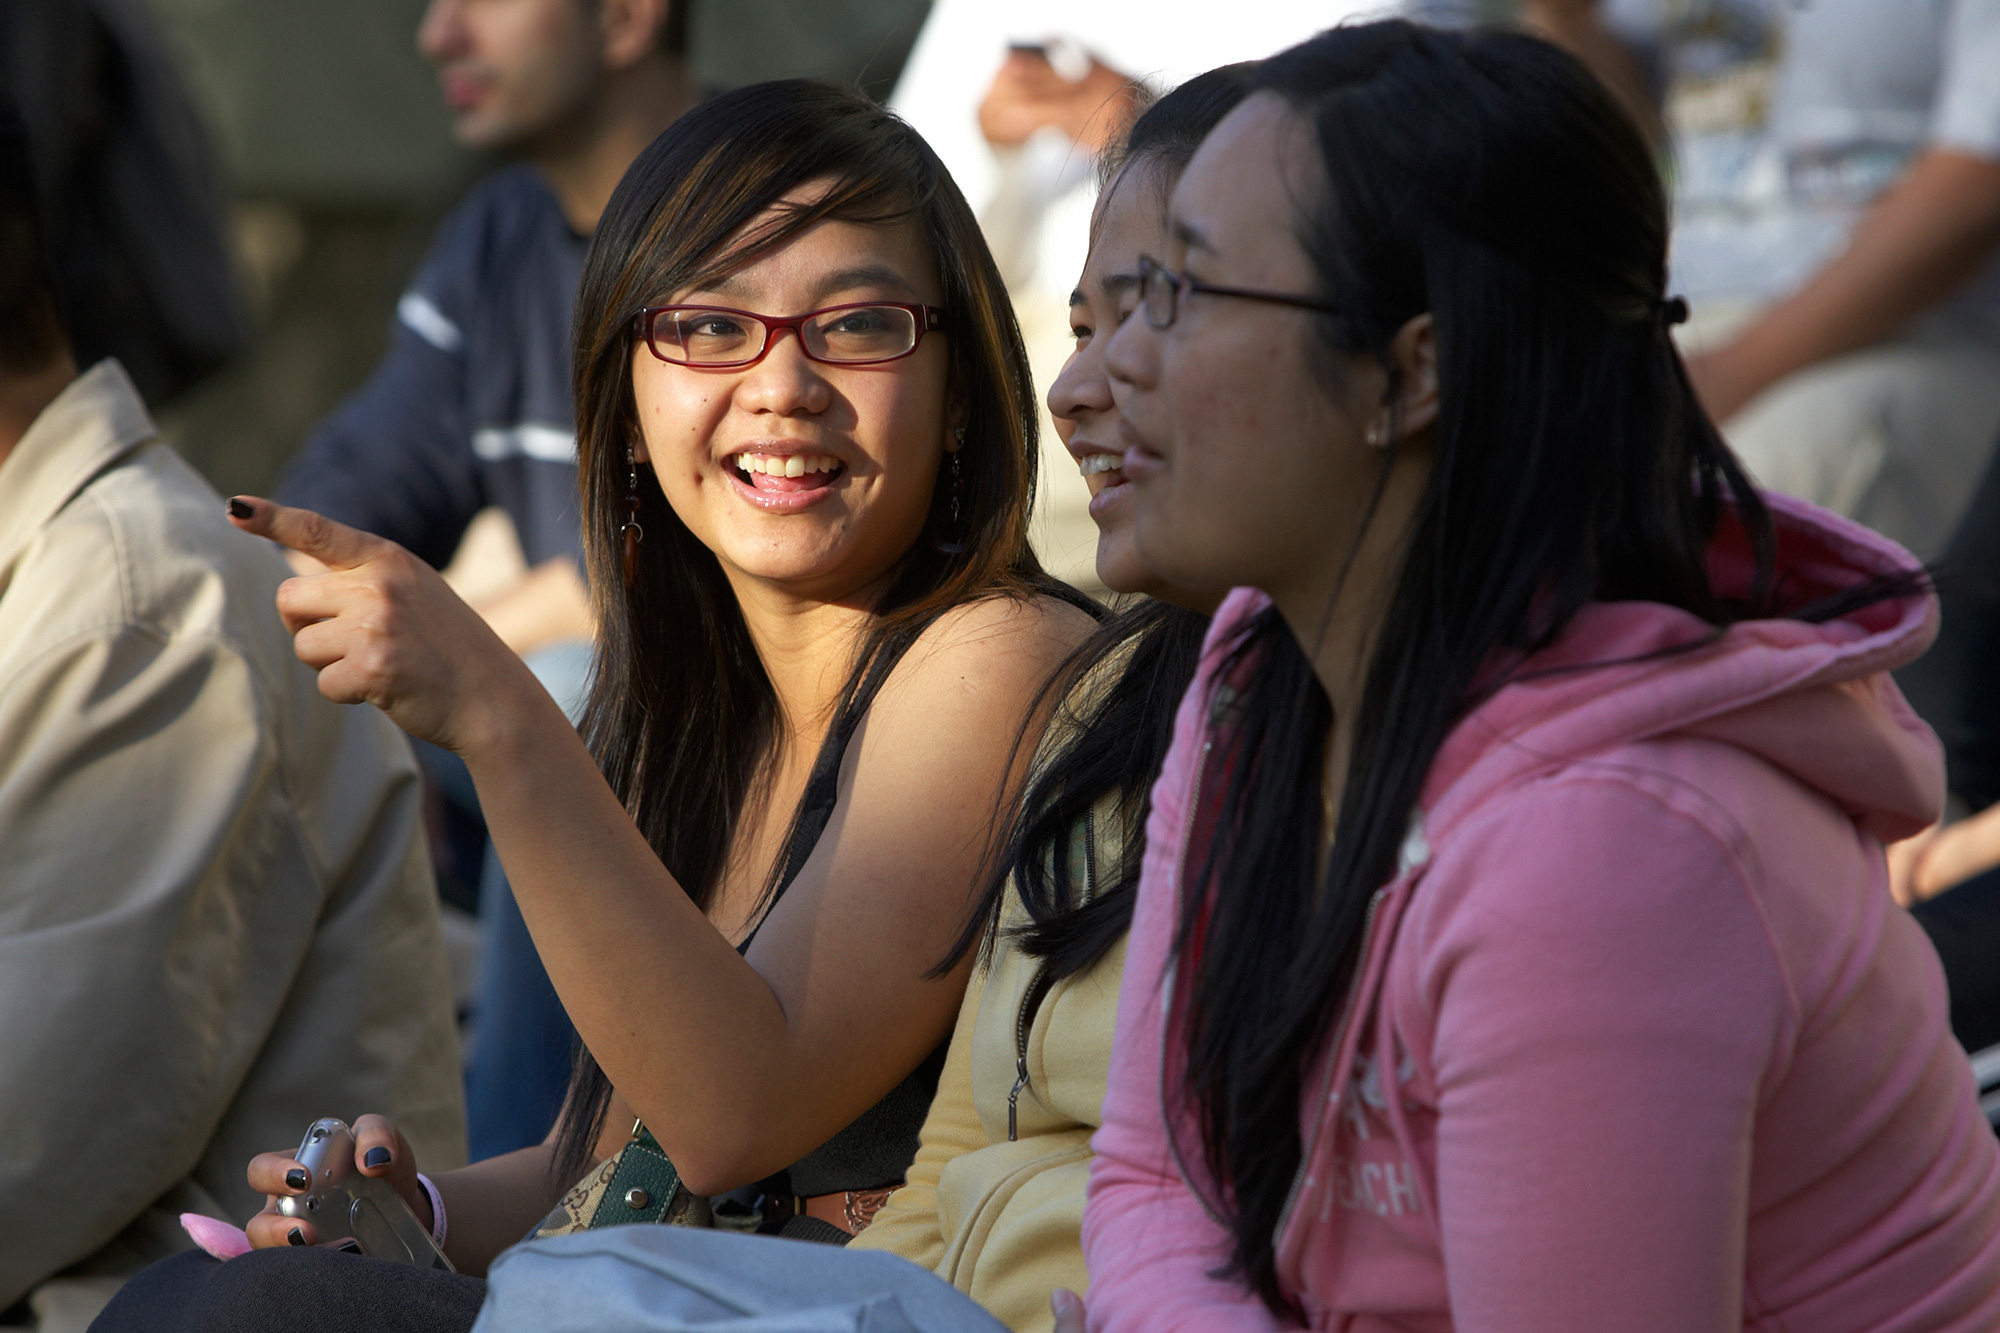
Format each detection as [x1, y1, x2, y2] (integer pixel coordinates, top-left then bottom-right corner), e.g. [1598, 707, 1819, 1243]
[416, 1172, 448, 1247]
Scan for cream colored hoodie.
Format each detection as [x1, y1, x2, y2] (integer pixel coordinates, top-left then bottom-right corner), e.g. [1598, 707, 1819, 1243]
[853, 726, 1130, 1333]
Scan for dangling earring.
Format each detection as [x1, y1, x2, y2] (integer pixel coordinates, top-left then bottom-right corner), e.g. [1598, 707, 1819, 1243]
[930, 428, 968, 555]
[621, 447, 645, 588]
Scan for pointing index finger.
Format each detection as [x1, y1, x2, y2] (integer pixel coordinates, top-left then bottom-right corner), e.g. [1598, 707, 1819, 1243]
[227, 496, 382, 572]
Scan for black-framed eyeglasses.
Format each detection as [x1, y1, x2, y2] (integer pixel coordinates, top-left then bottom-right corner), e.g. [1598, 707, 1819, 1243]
[633, 301, 946, 369]
[1136, 256, 1338, 330]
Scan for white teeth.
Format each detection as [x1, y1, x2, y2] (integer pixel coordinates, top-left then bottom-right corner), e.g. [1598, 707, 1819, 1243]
[736, 452, 838, 477]
[1077, 454, 1122, 476]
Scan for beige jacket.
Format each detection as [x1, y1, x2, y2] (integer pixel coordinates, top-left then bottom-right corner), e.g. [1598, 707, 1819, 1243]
[853, 781, 1128, 1333]
[0, 362, 466, 1309]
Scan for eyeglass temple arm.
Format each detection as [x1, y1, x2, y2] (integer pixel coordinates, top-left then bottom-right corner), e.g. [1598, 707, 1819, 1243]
[1191, 279, 1339, 317]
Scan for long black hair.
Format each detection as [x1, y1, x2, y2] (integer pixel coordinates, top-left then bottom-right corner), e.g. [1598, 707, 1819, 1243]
[554, 80, 1057, 1186]
[1162, 22, 1829, 1311]
[945, 65, 1258, 986]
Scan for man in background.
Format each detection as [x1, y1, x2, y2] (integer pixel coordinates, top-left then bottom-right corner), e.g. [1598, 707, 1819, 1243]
[274, 0, 696, 1162]
[0, 108, 463, 1332]
[1663, 0, 2000, 562]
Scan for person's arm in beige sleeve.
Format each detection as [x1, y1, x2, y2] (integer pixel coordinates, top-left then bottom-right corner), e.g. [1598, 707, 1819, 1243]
[849, 957, 991, 1272]
[0, 622, 310, 1307]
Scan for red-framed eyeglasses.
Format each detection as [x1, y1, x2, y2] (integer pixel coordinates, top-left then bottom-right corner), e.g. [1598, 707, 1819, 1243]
[633, 301, 948, 369]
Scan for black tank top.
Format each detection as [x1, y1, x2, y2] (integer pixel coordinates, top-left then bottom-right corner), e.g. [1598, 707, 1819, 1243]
[736, 621, 949, 1199]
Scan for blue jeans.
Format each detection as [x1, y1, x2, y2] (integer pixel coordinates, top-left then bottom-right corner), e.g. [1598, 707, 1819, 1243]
[458, 640, 593, 1161]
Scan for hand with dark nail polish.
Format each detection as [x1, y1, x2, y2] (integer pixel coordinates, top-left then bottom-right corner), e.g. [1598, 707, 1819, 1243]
[285, 1168, 309, 1192]
[287, 1227, 306, 1247]
[363, 1147, 391, 1169]
[226, 497, 253, 520]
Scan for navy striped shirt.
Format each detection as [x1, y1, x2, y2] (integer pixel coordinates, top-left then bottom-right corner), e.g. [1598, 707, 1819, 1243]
[277, 166, 589, 570]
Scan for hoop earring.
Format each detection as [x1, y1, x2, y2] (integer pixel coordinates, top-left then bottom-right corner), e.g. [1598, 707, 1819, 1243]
[929, 435, 967, 555]
[621, 448, 645, 588]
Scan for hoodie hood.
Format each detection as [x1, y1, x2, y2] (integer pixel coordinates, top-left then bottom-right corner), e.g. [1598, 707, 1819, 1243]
[1423, 492, 1943, 845]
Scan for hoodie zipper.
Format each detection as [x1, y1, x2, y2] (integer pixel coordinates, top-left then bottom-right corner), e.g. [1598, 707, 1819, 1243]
[1010, 806, 1096, 1141]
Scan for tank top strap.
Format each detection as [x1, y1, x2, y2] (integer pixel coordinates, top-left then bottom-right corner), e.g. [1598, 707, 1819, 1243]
[737, 614, 941, 954]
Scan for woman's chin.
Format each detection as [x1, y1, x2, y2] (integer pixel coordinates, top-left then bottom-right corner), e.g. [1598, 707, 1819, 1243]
[724, 547, 849, 589]
[1089, 485, 1155, 595]
[1094, 538, 1158, 598]
[710, 521, 917, 600]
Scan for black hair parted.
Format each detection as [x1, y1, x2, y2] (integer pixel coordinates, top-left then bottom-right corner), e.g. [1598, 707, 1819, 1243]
[1160, 20, 1800, 1315]
[1101, 62, 1261, 197]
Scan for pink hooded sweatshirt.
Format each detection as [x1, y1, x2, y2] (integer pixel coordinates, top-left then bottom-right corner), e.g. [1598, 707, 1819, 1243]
[1082, 496, 2000, 1332]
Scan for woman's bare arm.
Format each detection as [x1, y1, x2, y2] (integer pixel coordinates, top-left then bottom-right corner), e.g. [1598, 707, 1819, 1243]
[469, 594, 1089, 1191]
[232, 499, 1090, 1196]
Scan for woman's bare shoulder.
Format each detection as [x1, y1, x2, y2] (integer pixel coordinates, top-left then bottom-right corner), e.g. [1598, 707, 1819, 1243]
[873, 591, 1097, 716]
[909, 590, 1096, 669]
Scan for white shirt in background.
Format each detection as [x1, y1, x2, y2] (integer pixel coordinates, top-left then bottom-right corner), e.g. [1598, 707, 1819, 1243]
[1665, 0, 2000, 328]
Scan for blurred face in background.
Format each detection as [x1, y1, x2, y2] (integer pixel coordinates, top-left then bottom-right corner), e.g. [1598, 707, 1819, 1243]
[418, 0, 606, 152]
[1050, 160, 1186, 599]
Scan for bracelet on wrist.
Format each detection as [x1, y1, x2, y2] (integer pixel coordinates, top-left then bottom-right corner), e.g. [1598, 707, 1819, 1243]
[415, 1172, 448, 1248]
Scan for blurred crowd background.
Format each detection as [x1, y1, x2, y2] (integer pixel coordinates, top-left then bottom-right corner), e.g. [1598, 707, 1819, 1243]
[31, 0, 1998, 588]
[42, 0, 931, 514]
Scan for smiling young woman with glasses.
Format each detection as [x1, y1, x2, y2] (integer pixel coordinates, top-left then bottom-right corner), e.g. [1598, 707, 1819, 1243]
[91, 79, 1093, 1333]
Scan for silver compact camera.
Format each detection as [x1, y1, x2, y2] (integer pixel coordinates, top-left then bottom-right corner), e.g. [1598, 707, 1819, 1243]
[274, 1118, 455, 1271]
